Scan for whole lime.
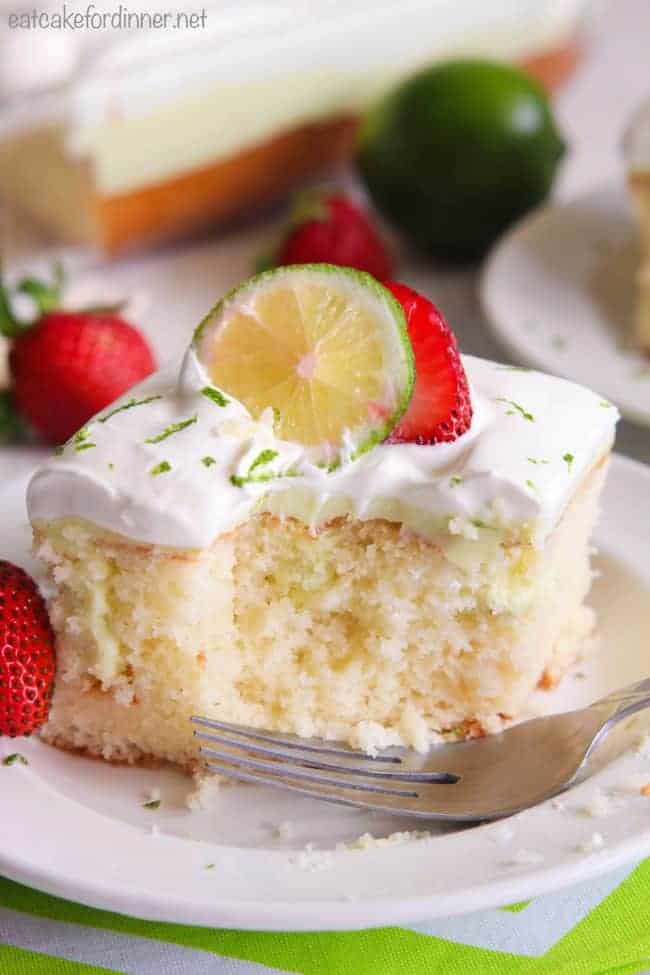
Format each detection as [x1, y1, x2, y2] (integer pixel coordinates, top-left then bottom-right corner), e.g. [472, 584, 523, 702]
[357, 60, 565, 262]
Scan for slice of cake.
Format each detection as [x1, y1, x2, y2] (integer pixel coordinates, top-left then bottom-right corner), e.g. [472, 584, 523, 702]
[27, 267, 617, 769]
[624, 99, 650, 354]
[0, 0, 584, 254]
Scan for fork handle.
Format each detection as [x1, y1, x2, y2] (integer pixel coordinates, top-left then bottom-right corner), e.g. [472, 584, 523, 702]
[592, 677, 650, 727]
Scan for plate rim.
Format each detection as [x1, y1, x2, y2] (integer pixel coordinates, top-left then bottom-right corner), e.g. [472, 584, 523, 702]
[2, 827, 650, 932]
[1, 453, 650, 932]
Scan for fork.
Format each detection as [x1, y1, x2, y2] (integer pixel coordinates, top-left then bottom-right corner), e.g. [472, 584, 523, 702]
[191, 677, 650, 822]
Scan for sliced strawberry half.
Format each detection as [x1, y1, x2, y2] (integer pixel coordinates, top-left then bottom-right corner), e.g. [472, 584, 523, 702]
[0, 560, 56, 737]
[384, 282, 472, 444]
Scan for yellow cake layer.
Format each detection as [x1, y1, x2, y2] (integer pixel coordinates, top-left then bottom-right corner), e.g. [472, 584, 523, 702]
[33, 457, 608, 770]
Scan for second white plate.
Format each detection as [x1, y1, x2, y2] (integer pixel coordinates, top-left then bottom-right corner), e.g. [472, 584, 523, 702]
[480, 185, 650, 427]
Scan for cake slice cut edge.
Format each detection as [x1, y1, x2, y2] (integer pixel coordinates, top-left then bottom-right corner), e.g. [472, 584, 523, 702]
[33, 450, 610, 772]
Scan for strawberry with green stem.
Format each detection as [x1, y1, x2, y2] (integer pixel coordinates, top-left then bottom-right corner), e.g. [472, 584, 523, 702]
[0, 264, 156, 445]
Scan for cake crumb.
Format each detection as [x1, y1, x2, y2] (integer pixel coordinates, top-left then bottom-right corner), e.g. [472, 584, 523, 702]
[290, 844, 334, 872]
[537, 669, 555, 690]
[580, 789, 615, 818]
[273, 821, 295, 841]
[397, 705, 431, 753]
[186, 772, 221, 810]
[576, 831, 604, 855]
[640, 783, 650, 797]
[349, 720, 403, 756]
[342, 830, 429, 851]
[448, 516, 480, 541]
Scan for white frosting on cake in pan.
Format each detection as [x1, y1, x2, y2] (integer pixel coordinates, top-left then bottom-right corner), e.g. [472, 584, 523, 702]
[63, 0, 586, 194]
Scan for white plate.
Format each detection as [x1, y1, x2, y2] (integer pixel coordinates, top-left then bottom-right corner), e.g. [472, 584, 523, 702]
[1, 455, 650, 930]
[480, 186, 650, 428]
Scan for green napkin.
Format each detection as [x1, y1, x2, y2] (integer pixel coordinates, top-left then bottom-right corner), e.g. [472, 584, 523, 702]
[1, 859, 650, 974]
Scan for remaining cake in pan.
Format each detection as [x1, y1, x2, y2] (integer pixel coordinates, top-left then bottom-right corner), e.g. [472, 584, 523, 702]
[27, 267, 617, 769]
[625, 99, 650, 354]
[0, 0, 585, 254]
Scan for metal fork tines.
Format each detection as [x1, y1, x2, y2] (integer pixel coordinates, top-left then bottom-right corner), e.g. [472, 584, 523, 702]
[193, 677, 650, 821]
[191, 715, 459, 817]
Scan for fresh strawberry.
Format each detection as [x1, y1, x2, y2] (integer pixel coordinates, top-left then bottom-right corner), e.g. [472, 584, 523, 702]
[0, 561, 56, 737]
[1, 266, 156, 444]
[10, 311, 156, 444]
[271, 191, 394, 279]
[384, 282, 472, 444]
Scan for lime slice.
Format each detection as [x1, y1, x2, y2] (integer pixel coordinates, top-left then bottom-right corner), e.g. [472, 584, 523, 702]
[194, 264, 414, 466]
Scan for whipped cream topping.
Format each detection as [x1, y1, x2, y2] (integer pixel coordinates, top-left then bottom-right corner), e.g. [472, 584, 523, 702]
[27, 352, 618, 550]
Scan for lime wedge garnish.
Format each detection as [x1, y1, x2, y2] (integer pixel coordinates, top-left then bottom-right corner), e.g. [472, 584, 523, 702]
[194, 264, 414, 466]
